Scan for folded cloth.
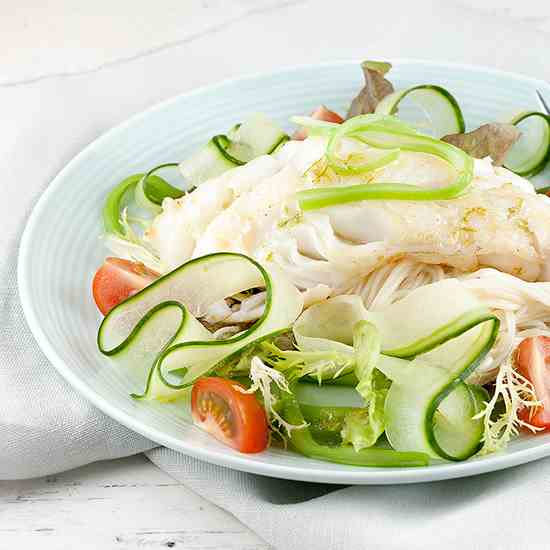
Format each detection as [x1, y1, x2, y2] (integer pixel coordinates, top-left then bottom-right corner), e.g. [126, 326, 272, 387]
[0, 238, 155, 480]
[147, 447, 550, 550]
[3, 4, 550, 548]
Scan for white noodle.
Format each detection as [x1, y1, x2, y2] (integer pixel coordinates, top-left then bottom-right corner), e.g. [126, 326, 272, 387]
[205, 255, 550, 389]
[356, 258, 447, 310]
[352, 260, 550, 386]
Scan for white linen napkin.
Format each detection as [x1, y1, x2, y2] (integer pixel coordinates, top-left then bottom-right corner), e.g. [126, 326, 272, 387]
[146, 447, 550, 550]
[3, 3, 550, 548]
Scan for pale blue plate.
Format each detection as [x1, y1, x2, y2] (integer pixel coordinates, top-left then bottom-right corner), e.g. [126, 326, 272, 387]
[18, 60, 550, 484]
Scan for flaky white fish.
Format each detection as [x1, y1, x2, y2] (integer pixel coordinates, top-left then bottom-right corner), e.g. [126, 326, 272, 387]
[147, 136, 550, 293]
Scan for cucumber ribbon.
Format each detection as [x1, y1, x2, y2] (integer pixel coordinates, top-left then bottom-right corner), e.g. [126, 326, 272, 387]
[179, 114, 289, 188]
[288, 279, 498, 461]
[104, 114, 289, 236]
[97, 253, 303, 401]
[293, 114, 474, 211]
[134, 163, 184, 215]
[103, 166, 184, 237]
[505, 111, 550, 177]
[374, 85, 466, 138]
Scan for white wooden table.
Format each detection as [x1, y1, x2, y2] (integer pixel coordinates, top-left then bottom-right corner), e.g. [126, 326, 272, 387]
[2, 1, 550, 548]
[0, 455, 269, 550]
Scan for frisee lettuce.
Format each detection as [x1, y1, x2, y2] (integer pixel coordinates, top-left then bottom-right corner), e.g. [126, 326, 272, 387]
[259, 341, 355, 383]
[235, 356, 307, 438]
[103, 207, 165, 273]
[475, 357, 541, 454]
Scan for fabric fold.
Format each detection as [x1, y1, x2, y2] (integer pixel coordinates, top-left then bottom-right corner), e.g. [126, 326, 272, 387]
[146, 446, 550, 550]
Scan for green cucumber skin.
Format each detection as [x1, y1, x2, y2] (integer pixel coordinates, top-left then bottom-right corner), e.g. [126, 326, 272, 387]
[425, 318, 499, 461]
[268, 134, 290, 154]
[154, 258, 274, 393]
[99, 253, 270, 349]
[98, 252, 305, 402]
[181, 116, 289, 189]
[420, 85, 466, 133]
[99, 253, 273, 397]
[102, 174, 142, 236]
[381, 84, 465, 134]
[384, 308, 496, 359]
[103, 171, 183, 236]
[98, 300, 185, 357]
[507, 111, 550, 177]
[141, 164, 184, 205]
[211, 134, 246, 166]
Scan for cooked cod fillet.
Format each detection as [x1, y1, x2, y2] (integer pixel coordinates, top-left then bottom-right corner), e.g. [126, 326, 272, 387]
[147, 136, 550, 291]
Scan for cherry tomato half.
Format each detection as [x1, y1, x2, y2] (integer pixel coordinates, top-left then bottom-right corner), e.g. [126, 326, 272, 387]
[516, 336, 550, 430]
[293, 105, 344, 140]
[92, 257, 158, 315]
[191, 377, 269, 453]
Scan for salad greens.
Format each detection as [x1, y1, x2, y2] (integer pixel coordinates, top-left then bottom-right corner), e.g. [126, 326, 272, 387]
[134, 163, 183, 215]
[281, 392, 429, 467]
[95, 59, 550, 469]
[344, 321, 387, 451]
[102, 172, 181, 238]
[98, 256, 501, 465]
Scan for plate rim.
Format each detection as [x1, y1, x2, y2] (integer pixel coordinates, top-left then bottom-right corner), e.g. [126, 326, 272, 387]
[18, 58, 550, 485]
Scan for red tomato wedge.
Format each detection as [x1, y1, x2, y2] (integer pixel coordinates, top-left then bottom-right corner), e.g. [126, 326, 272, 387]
[92, 257, 159, 315]
[191, 377, 269, 453]
[516, 336, 550, 429]
[293, 105, 344, 140]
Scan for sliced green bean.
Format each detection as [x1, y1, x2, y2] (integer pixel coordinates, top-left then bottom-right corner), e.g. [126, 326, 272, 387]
[282, 395, 429, 467]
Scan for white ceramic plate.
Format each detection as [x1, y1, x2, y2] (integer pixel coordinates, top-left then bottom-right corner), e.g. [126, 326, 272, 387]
[19, 60, 550, 485]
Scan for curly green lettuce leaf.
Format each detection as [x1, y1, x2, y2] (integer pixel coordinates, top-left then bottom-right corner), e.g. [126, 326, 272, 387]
[102, 208, 165, 273]
[260, 341, 355, 383]
[340, 321, 389, 451]
[341, 387, 386, 451]
[353, 320, 381, 399]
